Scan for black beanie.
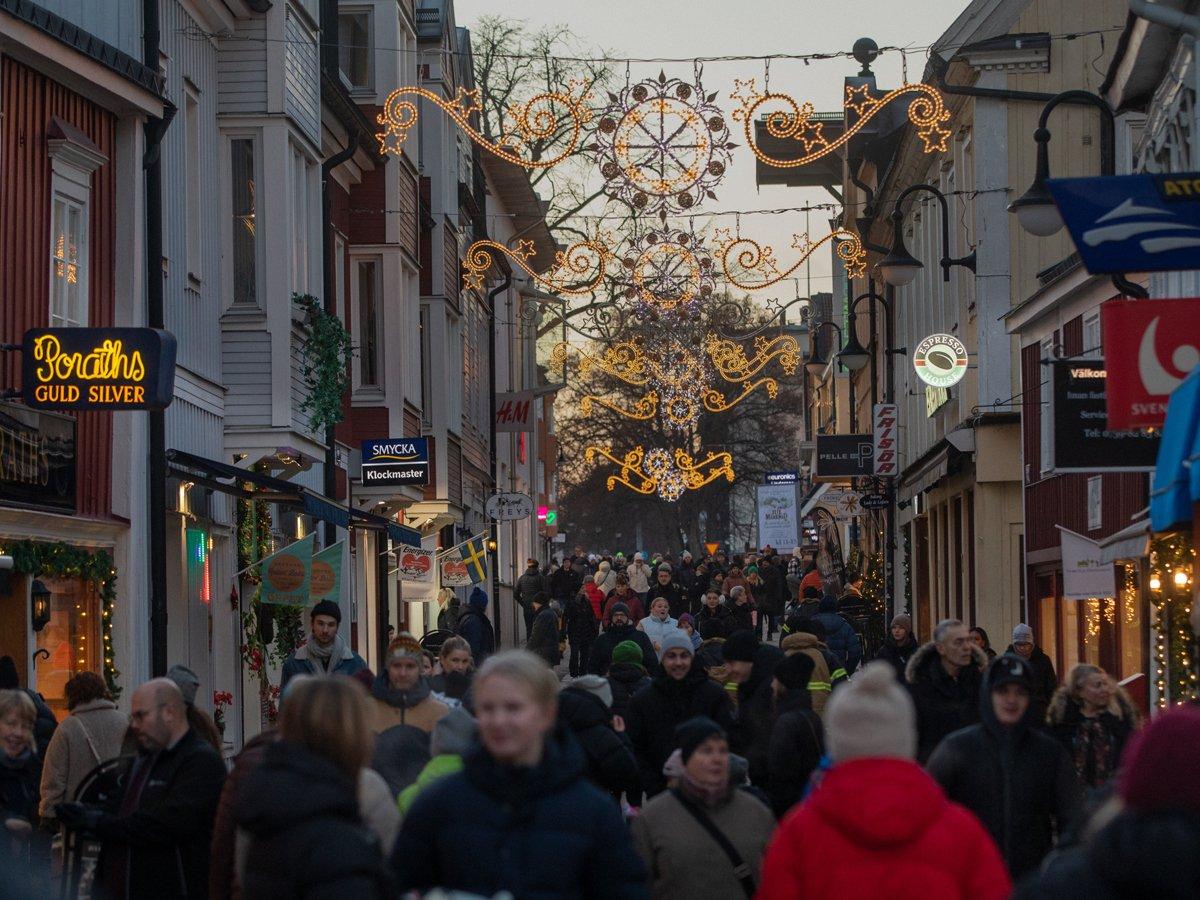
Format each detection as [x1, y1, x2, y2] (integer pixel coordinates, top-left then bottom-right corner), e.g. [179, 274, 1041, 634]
[774, 652, 816, 691]
[310, 599, 341, 623]
[722, 629, 760, 662]
[988, 653, 1033, 693]
[675, 716, 726, 763]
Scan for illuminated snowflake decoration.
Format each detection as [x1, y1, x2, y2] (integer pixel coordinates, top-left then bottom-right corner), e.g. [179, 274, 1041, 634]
[593, 71, 735, 218]
[585, 444, 735, 503]
[616, 226, 716, 319]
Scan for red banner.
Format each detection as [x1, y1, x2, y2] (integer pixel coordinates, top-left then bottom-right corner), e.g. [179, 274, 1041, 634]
[1101, 298, 1200, 430]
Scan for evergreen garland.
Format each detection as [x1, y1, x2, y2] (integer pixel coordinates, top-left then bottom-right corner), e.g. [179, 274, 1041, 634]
[294, 293, 354, 434]
[1150, 532, 1197, 707]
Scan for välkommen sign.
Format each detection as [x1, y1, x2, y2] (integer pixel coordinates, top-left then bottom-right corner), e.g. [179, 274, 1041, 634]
[22, 328, 177, 411]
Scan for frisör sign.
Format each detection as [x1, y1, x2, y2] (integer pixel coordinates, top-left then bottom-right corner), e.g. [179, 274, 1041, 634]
[22, 328, 176, 410]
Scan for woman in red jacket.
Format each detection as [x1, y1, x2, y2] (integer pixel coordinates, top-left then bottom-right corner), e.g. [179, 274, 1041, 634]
[757, 663, 1010, 900]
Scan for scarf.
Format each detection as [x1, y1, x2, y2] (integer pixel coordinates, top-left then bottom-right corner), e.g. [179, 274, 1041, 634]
[306, 634, 348, 674]
[678, 769, 731, 809]
[371, 675, 432, 710]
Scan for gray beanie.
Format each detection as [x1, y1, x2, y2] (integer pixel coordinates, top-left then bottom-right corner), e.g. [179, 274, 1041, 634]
[826, 662, 917, 762]
[166, 664, 200, 707]
[431, 707, 477, 757]
[1012, 623, 1034, 644]
[566, 674, 614, 709]
[659, 630, 694, 658]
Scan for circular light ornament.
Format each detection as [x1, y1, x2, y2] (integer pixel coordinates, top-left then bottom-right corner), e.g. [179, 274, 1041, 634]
[619, 227, 715, 318]
[913, 333, 968, 388]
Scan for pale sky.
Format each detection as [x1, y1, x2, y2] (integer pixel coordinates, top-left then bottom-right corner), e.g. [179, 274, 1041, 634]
[454, 0, 972, 306]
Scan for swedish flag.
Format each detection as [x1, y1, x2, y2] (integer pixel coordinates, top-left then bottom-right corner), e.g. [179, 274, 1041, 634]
[460, 534, 489, 584]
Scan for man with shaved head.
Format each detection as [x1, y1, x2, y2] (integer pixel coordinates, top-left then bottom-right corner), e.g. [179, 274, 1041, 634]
[56, 677, 226, 898]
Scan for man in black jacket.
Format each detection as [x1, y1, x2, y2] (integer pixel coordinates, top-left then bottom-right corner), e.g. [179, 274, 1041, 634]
[644, 565, 687, 620]
[766, 651, 824, 817]
[722, 629, 784, 787]
[905, 618, 988, 763]
[550, 557, 584, 605]
[514, 559, 548, 636]
[624, 631, 733, 797]
[1006, 622, 1058, 726]
[928, 654, 1082, 880]
[57, 678, 226, 899]
[525, 593, 561, 667]
[586, 603, 657, 676]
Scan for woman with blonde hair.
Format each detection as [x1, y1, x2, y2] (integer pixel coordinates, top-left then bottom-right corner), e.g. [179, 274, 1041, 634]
[235, 676, 393, 897]
[392, 649, 646, 898]
[1047, 663, 1140, 788]
[0, 689, 48, 876]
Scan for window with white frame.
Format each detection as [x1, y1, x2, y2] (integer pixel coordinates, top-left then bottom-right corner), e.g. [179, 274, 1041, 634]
[352, 257, 383, 389]
[333, 235, 346, 318]
[1082, 311, 1101, 357]
[229, 136, 259, 307]
[420, 304, 432, 425]
[184, 84, 202, 280]
[291, 144, 316, 295]
[47, 122, 106, 328]
[1040, 337, 1054, 475]
[1087, 475, 1102, 531]
[338, 8, 373, 92]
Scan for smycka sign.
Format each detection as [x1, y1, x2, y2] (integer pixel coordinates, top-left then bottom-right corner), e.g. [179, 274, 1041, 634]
[361, 438, 429, 486]
[22, 328, 176, 410]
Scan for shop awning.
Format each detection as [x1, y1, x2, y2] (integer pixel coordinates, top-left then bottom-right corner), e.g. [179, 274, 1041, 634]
[799, 483, 831, 517]
[1150, 368, 1200, 532]
[1097, 515, 1151, 564]
[899, 446, 950, 503]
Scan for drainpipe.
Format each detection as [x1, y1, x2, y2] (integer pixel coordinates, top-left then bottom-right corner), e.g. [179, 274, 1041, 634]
[486, 267, 512, 624]
[1128, 0, 1200, 170]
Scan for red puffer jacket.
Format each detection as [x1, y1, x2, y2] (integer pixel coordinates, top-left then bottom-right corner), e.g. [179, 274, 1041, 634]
[582, 582, 606, 620]
[757, 757, 1011, 900]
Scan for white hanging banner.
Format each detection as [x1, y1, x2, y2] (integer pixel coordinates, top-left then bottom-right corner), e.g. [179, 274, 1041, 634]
[395, 545, 439, 603]
[1057, 526, 1116, 600]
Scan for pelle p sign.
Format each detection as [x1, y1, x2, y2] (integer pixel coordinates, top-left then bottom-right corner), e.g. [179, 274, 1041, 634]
[22, 327, 177, 411]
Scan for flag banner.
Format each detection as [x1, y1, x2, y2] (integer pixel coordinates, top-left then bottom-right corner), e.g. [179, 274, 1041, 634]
[1058, 527, 1116, 600]
[396, 545, 439, 603]
[440, 534, 489, 586]
[260, 534, 314, 606]
[310, 541, 344, 604]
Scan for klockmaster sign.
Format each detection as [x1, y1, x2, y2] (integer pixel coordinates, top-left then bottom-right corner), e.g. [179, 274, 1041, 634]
[361, 438, 429, 486]
[913, 333, 968, 389]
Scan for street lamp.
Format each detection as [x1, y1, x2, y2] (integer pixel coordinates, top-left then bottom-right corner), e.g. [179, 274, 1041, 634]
[836, 327, 871, 372]
[1009, 90, 1115, 237]
[806, 320, 843, 376]
[875, 184, 977, 287]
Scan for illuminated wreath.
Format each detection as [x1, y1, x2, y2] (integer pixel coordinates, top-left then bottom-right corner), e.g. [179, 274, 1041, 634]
[615, 226, 716, 318]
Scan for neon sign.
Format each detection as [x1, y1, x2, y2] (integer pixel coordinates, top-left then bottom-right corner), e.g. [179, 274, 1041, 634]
[22, 328, 176, 410]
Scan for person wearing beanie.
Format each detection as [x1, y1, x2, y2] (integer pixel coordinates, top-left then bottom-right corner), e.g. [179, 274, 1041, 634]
[525, 592, 562, 668]
[1018, 704, 1200, 898]
[1005, 622, 1058, 726]
[367, 633, 449, 735]
[874, 612, 919, 681]
[758, 662, 1010, 899]
[556, 678, 639, 800]
[586, 602, 657, 677]
[813, 594, 863, 675]
[676, 613, 702, 651]
[166, 663, 223, 752]
[928, 654, 1082, 879]
[396, 707, 476, 816]
[627, 553, 652, 599]
[593, 559, 618, 596]
[638, 596, 683, 661]
[645, 565, 688, 620]
[632, 717, 775, 900]
[906, 618, 988, 763]
[455, 587, 495, 664]
[601, 573, 647, 627]
[626, 631, 733, 799]
[779, 615, 847, 718]
[281, 600, 367, 689]
[606, 640, 652, 720]
[722, 630, 784, 788]
[696, 588, 734, 639]
[764, 653, 824, 817]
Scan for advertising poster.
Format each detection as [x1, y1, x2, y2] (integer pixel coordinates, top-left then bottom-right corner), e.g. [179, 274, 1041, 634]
[756, 483, 799, 550]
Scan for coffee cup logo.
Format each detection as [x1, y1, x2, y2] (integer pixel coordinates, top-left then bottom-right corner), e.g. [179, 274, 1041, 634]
[914, 333, 968, 388]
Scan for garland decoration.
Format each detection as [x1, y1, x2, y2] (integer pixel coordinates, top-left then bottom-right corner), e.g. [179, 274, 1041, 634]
[1148, 532, 1197, 707]
[713, 227, 867, 289]
[9, 540, 120, 698]
[295, 293, 354, 434]
[463, 237, 612, 295]
[615, 226, 716, 318]
[585, 444, 735, 502]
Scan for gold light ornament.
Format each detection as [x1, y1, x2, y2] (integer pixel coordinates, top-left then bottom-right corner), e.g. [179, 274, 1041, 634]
[712, 227, 867, 290]
[617, 226, 716, 318]
[585, 444, 735, 502]
[376, 82, 592, 167]
[463, 236, 612, 295]
[731, 78, 951, 169]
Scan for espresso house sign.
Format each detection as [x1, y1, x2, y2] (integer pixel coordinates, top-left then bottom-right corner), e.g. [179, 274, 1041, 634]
[21, 328, 177, 411]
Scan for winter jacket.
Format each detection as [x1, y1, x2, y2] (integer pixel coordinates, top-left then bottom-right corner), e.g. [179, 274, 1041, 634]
[514, 566, 548, 611]
[1015, 809, 1200, 900]
[927, 671, 1083, 879]
[1046, 686, 1139, 788]
[875, 633, 920, 682]
[582, 582, 606, 619]
[626, 562, 652, 594]
[632, 787, 775, 899]
[0, 748, 41, 827]
[602, 590, 646, 627]
[607, 663, 651, 720]
[799, 568, 824, 597]
[38, 698, 128, 817]
[780, 632, 846, 717]
[551, 566, 583, 602]
[25, 691, 57, 759]
[1003, 644, 1059, 725]
[94, 728, 227, 900]
[588, 623, 657, 676]
[905, 641, 988, 763]
[357, 768, 401, 856]
[695, 603, 735, 639]
[766, 688, 824, 817]
[392, 723, 647, 899]
[565, 592, 601, 645]
[556, 688, 640, 799]
[813, 598, 863, 674]
[625, 669, 734, 798]
[645, 580, 688, 620]
[637, 615, 682, 660]
[235, 741, 393, 899]
[209, 731, 275, 900]
[757, 757, 1011, 900]
[757, 561, 788, 615]
[370, 724, 431, 796]
[594, 562, 618, 596]
[367, 674, 449, 735]
[280, 641, 368, 689]
[397, 754, 463, 816]
[527, 605, 563, 666]
[727, 598, 755, 633]
[731, 643, 785, 787]
[455, 606, 495, 664]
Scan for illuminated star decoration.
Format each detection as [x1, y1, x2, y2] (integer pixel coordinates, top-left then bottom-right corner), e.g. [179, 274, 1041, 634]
[714, 228, 867, 290]
[731, 78, 952, 168]
[463, 236, 611, 295]
[584, 444, 735, 502]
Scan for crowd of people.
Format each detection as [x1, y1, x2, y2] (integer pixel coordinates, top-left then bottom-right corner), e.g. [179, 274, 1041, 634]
[1, 546, 1198, 899]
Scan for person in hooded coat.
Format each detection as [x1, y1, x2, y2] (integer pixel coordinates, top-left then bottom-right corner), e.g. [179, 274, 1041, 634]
[1045, 664, 1140, 789]
[779, 616, 847, 718]
[721, 630, 784, 788]
[565, 576, 602, 677]
[765, 653, 824, 818]
[455, 587, 495, 664]
[1016, 704, 1200, 900]
[625, 632, 733, 799]
[813, 595, 863, 675]
[587, 604, 657, 676]
[928, 654, 1082, 880]
[557, 677, 639, 799]
[874, 613, 919, 681]
[392, 651, 647, 899]
[757, 663, 1011, 900]
[906, 618, 988, 763]
[594, 559, 618, 596]
[606, 641, 652, 720]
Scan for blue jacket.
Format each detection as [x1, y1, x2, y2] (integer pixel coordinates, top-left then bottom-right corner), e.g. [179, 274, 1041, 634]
[813, 596, 863, 674]
[393, 724, 647, 900]
[280, 641, 367, 689]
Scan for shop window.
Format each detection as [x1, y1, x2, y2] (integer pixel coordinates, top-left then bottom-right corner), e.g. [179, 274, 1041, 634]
[34, 576, 99, 719]
[1118, 563, 1144, 679]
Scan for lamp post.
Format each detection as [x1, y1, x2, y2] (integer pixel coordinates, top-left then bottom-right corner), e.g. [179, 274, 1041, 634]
[876, 184, 977, 287]
[807, 320, 844, 431]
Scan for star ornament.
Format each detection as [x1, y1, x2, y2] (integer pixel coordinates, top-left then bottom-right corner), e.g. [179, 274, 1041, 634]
[790, 233, 814, 254]
[451, 87, 482, 118]
[796, 119, 827, 153]
[730, 78, 763, 114]
[844, 83, 878, 117]
[514, 239, 536, 260]
[918, 122, 953, 153]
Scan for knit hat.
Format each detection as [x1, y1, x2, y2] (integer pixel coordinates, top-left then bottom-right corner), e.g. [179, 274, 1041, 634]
[722, 629, 760, 662]
[311, 599, 341, 623]
[567, 674, 613, 709]
[745, 565, 758, 575]
[728, 585, 745, 600]
[681, 551, 692, 560]
[659, 630, 694, 658]
[634, 552, 645, 561]
[166, 664, 200, 706]
[468, 587, 488, 610]
[610, 601, 631, 618]
[674, 716, 726, 763]
[431, 707, 476, 756]
[611, 640, 645, 667]
[773, 652, 815, 692]
[657, 564, 672, 574]
[987, 654, 1033, 693]
[890, 613, 912, 629]
[1012, 623, 1034, 644]
[826, 661, 917, 762]
[386, 632, 423, 662]
[678, 613, 695, 629]
[1118, 705, 1200, 812]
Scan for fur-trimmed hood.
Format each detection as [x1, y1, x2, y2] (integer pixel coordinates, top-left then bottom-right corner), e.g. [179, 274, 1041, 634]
[905, 639, 989, 685]
[781, 632, 828, 654]
[1046, 682, 1139, 728]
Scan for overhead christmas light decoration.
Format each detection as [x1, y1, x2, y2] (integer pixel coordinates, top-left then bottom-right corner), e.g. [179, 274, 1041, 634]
[731, 78, 951, 169]
[585, 444, 735, 502]
[712, 227, 867, 290]
[616, 226, 716, 318]
[463, 236, 612, 295]
[376, 82, 592, 167]
[594, 71, 735, 218]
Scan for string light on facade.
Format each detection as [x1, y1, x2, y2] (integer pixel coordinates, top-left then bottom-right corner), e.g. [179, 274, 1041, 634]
[731, 78, 952, 169]
[585, 444, 734, 502]
[463, 236, 612, 295]
[376, 82, 592, 167]
[712, 227, 867, 290]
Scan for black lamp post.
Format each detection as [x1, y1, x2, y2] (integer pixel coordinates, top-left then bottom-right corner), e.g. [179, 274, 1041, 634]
[806, 320, 843, 376]
[876, 184, 977, 287]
